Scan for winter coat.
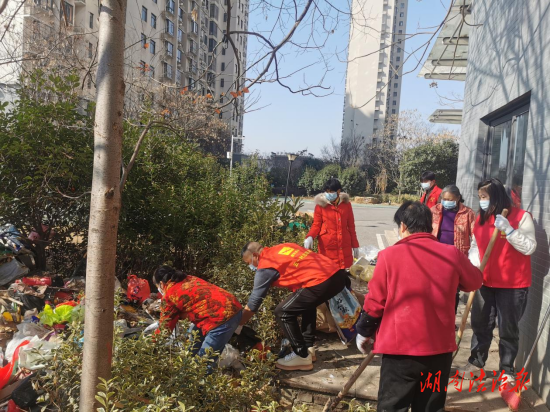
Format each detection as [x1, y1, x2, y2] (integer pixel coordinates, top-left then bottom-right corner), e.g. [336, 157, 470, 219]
[306, 193, 359, 269]
[364, 233, 483, 356]
[420, 185, 442, 209]
[431, 203, 476, 255]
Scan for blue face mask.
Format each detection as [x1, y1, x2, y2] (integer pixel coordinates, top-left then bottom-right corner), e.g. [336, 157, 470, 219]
[325, 192, 338, 202]
[442, 200, 457, 210]
[480, 200, 490, 211]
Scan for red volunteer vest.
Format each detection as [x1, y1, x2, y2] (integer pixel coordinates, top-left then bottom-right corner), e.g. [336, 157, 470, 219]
[474, 207, 532, 288]
[257, 243, 339, 291]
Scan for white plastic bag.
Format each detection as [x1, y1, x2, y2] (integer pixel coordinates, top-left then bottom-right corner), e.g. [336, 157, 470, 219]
[18, 336, 61, 370]
[219, 344, 244, 370]
[17, 322, 50, 338]
[356, 245, 380, 261]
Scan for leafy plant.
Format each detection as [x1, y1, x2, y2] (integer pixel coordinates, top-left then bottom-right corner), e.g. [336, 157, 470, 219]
[298, 167, 318, 196]
[340, 167, 367, 196]
[312, 164, 341, 192]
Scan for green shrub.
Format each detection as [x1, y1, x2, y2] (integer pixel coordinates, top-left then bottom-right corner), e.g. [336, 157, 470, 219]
[312, 164, 341, 192]
[340, 167, 367, 196]
[298, 167, 317, 196]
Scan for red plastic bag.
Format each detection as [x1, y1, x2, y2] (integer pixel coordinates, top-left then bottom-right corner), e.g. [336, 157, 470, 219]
[126, 275, 150, 304]
[21, 276, 52, 286]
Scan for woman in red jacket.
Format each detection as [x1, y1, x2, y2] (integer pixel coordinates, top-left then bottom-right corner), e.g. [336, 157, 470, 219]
[458, 178, 537, 385]
[304, 178, 359, 269]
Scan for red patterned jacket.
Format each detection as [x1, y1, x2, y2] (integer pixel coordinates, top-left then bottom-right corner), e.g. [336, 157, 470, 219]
[431, 203, 476, 255]
[159, 276, 242, 334]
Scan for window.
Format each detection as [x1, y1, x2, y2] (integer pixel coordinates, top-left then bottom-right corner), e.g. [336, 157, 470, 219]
[395, 75, 399, 79]
[223, 12, 227, 22]
[221, 62, 225, 71]
[392, 109, 396, 114]
[400, 12, 404, 17]
[208, 38, 216, 52]
[393, 92, 397, 97]
[393, 100, 397, 105]
[178, 29, 183, 42]
[139, 60, 146, 74]
[151, 13, 157, 28]
[222, 46, 226, 55]
[401, 2, 404, 8]
[61, 1, 73, 25]
[176, 70, 183, 84]
[482, 99, 530, 206]
[220, 78, 224, 87]
[394, 83, 398, 87]
[210, 3, 219, 19]
[179, 7, 184, 21]
[150, 65, 155, 77]
[87, 77, 92, 89]
[177, 49, 182, 62]
[166, 19, 174, 35]
[89, 12, 93, 29]
[88, 42, 93, 58]
[166, 0, 175, 13]
[398, 30, 402, 34]
[141, 33, 147, 48]
[163, 62, 173, 79]
[142, 6, 147, 22]
[166, 41, 173, 56]
[396, 56, 401, 61]
[397, 47, 401, 53]
[399, 21, 403, 26]
[192, 21, 199, 33]
[152, 0, 157, 4]
[150, 39, 156, 54]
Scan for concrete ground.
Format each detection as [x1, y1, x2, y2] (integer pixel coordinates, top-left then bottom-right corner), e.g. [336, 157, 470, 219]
[280, 202, 549, 412]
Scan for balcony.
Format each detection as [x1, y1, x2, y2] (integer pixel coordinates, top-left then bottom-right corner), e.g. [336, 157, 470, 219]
[161, 32, 174, 41]
[74, 0, 86, 6]
[165, 5, 174, 14]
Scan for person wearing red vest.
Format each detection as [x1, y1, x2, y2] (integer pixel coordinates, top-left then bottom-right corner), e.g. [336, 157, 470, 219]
[240, 242, 349, 371]
[355, 201, 482, 411]
[420, 170, 443, 209]
[458, 178, 537, 385]
[304, 178, 360, 269]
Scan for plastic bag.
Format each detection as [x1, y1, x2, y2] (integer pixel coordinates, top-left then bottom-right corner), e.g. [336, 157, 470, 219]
[356, 245, 380, 262]
[0, 258, 29, 286]
[219, 344, 244, 370]
[127, 274, 150, 304]
[18, 335, 60, 370]
[16, 322, 49, 338]
[327, 287, 362, 345]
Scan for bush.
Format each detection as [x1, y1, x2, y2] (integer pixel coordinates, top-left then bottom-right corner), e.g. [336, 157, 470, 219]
[298, 167, 317, 196]
[312, 164, 341, 192]
[340, 167, 367, 196]
[399, 140, 459, 193]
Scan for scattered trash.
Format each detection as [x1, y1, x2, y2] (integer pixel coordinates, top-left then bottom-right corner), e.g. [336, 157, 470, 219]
[127, 274, 151, 304]
[219, 344, 244, 370]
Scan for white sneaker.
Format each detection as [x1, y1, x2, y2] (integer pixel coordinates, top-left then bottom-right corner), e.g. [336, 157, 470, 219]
[456, 362, 481, 379]
[276, 352, 313, 371]
[501, 373, 516, 388]
[308, 347, 317, 362]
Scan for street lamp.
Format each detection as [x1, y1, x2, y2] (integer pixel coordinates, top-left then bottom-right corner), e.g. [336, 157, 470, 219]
[284, 153, 299, 204]
[228, 135, 245, 176]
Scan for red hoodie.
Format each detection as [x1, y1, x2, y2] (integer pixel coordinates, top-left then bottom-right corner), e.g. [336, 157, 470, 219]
[364, 233, 482, 356]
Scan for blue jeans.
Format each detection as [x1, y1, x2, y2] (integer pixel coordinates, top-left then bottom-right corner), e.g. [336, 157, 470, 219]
[188, 310, 242, 369]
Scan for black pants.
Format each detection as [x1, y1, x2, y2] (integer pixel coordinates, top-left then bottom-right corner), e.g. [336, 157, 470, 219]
[469, 285, 528, 375]
[378, 353, 452, 412]
[274, 270, 349, 358]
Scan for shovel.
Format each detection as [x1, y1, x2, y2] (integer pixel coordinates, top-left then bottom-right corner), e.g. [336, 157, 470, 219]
[453, 208, 508, 360]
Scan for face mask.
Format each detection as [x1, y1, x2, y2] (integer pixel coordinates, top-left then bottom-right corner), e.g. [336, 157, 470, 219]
[442, 200, 457, 210]
[421, 182, 431, 190]
[480, 200, 490, 211]
[249, 264, 257, 271]
[325, 192, 338, 202]
[157, 285, 165, 296]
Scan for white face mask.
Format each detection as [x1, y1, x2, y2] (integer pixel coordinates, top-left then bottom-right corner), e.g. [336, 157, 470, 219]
[479, 200, 490, 211]
[421, 182, 431, 190]
[157, 284, 165, 296]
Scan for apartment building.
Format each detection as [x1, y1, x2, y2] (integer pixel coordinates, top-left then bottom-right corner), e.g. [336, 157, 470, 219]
[0, 0, 248, 136]
[342, 0, 408, 144]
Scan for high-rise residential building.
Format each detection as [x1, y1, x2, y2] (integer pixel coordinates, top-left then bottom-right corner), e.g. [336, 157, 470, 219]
[342, 0, 408, 144]
[0, 0, 248, 136]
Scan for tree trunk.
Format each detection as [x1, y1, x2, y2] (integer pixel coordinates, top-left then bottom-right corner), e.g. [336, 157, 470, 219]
[79, 0, 127, 409]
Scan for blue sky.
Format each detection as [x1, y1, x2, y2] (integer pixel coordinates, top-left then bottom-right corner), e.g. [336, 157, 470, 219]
[242, 0, 463, 157]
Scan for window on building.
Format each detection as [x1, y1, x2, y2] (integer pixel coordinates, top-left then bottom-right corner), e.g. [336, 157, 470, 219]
[87, 77, 92, 89]
[179, 7, 184, 21]
[89, 12, 93, 29]
[210, 3, 219, 19]
[392, 109, 396, 114]
[141, 33, 147, 48]
[178, 29, 183, 42]
[142, 6, 147, 22]
[483, 100, 530, 206]
[139, 60, 146, 74]
[166, 19, 174, 35]
[400, 12, 404, 17]
[163, 62, 173, 79]
[396, 56, 401, 61]
[221, 62, 225, 71]
[208, 38, 216, 52]
[399, 21, 403, 26]
[61, 1, 73, 25]
[151, 13, 157, 28]
[393, 92, 397, 97]
[209, 20, 217, 36]
[220, 78, 224, 87]
[397, 47, 401, 52]
[150, 65, 155, 77]
[166, 0, 175, 13]
[398, 30, 402, 34]
[401, 2, 404, 8]
[166, 41, 173, 56]
[88, 42, 93, 58]
[393, 100, 396, 105]
[222, 46, 226, 55]
[394, 83, 398, 87]
[150, 39, 156, 54]
[395, 75, 399, 79]
[177, 49, 182, 62]
[223, 12, 227, 22]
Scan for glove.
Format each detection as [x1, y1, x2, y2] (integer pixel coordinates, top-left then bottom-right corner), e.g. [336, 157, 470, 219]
[304, 236, 314, 250]
[356, 334, 374, 355]
[353, 248, 360, 259]
[495, 214, 514, 235]
[234, 325, 243, 335]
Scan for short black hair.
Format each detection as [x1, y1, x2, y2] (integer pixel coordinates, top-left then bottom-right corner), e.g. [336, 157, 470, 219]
[394, 201, 433, 234]
[420, 171, 436, 182]
[323, 178, 342, 192]
[477, 178, 512, 225]
[153, 265, 187, 285]
[241, 242, 252, 258]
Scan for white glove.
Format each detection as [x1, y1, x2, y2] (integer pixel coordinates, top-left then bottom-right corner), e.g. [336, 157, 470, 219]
[495, 214, 514, 235]
[304, 236, 314, 250]
[234, 325, 243, 335]
[353, 248, 360, 259]
[356, 334, 374, 355]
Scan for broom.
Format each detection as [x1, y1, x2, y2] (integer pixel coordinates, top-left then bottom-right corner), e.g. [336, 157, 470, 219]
[453, 209, 508, 360]
[501, 303, 550, 411]
[323, 350, 375, 412]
